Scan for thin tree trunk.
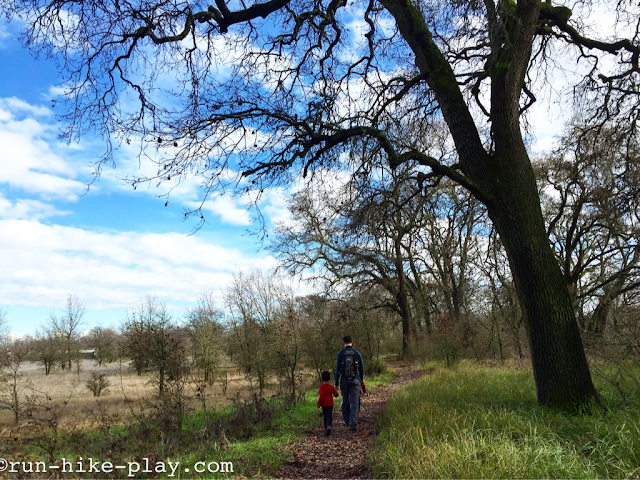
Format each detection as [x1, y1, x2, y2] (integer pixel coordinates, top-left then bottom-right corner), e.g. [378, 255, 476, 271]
[395, 234, 411, 355]
[586, 293, 614, 334]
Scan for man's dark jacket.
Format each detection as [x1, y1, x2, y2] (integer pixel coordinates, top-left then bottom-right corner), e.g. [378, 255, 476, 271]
[334, 345, 364, 386]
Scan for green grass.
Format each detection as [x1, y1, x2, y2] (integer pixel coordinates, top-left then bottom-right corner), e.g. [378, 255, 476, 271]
[140, 373, 397, 478]
[6, 369, 396, 479]
[367, 366, 396, 388]
[3, 391, 321, 479]
[123, 390, 322, 478]
[372, 361, 640, 479]
[176, 371, 396, 478]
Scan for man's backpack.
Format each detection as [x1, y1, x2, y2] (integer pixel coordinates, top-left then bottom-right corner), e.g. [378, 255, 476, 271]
[341, 349, 359, 382]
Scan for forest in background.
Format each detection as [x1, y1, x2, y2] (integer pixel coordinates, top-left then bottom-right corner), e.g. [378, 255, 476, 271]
[2, 120, 640, 432]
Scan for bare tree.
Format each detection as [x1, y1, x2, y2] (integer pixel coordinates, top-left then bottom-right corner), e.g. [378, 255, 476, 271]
[539, 125, 640, 334]
[275, 159, 487, 355]
[274, 160, 435, 354]
[11, 0, 640, 408]
[121, 308, 151, 376]
[225, 271, 278, 398]
[0, 340, 31, 422]
[33, 325, 61, 375]
[0, 307, 10, 373]
[225, 271, 300, 399]
[416, 182, 485, 322]
[187, 292, 225, 385]
[296, 295, 339, 377]
[0, 307, 8, 349]
[122, 297, 188, 396]
[49, 294, 85, 373]
[475, 232, 527, 360]
[88, 327, 120, 366]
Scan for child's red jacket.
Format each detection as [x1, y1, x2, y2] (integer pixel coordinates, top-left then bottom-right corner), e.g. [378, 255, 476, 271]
[317, 383, 339, 407]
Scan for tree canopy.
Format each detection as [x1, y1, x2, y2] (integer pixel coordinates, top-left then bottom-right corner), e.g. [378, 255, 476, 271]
[5, 0, 640, 409]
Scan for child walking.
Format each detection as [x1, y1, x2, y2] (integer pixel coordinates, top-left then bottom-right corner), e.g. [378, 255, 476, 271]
[317, 371, 339, 436]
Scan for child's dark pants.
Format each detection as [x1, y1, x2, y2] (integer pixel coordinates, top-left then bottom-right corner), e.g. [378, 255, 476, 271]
[322, 406, 333, 431]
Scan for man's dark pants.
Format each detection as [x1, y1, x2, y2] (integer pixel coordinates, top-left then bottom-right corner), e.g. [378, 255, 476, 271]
[340, 378, 361, 429]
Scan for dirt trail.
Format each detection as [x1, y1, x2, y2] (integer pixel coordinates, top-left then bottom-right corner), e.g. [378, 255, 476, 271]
[275, 357, 424, 479]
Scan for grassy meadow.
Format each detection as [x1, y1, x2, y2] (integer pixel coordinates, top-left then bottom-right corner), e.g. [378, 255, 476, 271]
[0, 359, 308, 478]
[5, 357, 640, 479]
[0, 359, 395, 478]
[372, 360, 640, 479]
[0, 359, 258, 429]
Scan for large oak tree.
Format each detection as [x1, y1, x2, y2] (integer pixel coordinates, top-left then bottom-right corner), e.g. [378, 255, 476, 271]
[7, 0, 640, 408]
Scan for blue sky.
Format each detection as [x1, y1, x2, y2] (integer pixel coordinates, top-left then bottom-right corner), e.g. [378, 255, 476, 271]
[0, 20, 288, 336]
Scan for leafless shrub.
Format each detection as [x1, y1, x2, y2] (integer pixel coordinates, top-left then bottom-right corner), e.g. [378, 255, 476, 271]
[86, 372, 110, 397]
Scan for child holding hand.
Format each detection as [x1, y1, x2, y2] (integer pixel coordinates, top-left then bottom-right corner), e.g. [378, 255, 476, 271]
[317, 371, 339, 436]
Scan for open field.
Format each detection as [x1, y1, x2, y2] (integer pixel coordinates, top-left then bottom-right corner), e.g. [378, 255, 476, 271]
[373, 360, 640, 479]
[0, 358, 295, 431]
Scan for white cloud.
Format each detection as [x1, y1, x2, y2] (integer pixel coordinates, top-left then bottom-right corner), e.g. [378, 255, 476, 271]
[48, 85, 68, 97]
[194, 195, 253, 226]
[0, 96, 291, 233]
[0, 97, 52, 117]
[186, 187, 296, 227]
[0, 219, 277, 311]
[0, 98, 87, 200]
[6, 332, 26, 342]
[0, 22, 14, 49]
[261, 187, 294, 227]
[0, 193, 72, 220]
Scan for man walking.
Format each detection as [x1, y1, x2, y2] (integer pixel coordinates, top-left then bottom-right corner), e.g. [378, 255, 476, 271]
[335, 335, 364, 431]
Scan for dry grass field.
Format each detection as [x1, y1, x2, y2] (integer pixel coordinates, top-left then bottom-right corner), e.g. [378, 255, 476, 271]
[0, 358, 276, 434]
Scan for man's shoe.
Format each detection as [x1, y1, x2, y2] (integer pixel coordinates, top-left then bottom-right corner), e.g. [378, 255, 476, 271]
[350, 426, 357, 431]
[327, 427, 332, 436]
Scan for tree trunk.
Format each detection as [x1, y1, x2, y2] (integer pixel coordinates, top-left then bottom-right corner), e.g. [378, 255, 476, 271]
[401, 308, 409, 355]
[486, 48, 597, 407]
[585, 270, 631, 334]
[395, 235, 411, 355]
[159, 364, 165, 396]
[590, 299, 612, 334]
[487, 147, 598, 409]
[395, 287, 411, 355]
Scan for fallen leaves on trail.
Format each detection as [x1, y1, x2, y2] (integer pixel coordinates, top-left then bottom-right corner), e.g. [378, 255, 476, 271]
[275, 359, 424, 479]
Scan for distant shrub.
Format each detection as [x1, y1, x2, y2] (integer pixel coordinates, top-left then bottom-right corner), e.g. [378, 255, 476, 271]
[86, 373, 110, 397]
[366, 357, 389, 377]
[415, 314, 476, 366]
